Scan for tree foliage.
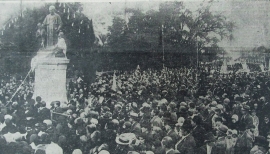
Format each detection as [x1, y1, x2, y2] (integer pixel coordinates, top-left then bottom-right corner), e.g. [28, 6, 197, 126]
[0, 2, 95, 54]
[107, 1, 235, 54]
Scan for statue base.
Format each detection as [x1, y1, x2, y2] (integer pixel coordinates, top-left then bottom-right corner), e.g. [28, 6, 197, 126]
[32, 49, 69, 108]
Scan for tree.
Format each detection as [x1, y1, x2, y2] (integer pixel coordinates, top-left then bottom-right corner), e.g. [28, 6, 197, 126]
[107, 1, 235, 54]
[107, 17, 129, 51]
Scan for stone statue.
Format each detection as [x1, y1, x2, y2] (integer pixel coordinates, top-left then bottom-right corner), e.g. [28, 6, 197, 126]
[43, 5, 62, 47]
[53, 32, 67, 58]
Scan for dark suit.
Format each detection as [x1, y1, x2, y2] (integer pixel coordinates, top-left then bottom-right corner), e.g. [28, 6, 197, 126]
[192, 125, 206, 148]
[131, 121, 142, 136]
[203, 111, 215, 132]
[260, 102, 270, 118]
[238, 113, 253, 131]
[196, 144, 214, 154]
[234, 130, 253, 154]
[259, 121, 270, 138]
[211, 136, 227, 154]
[38, 107, 51, 121]
[167, 130, 179, 145]
[175, 134, 196, 154]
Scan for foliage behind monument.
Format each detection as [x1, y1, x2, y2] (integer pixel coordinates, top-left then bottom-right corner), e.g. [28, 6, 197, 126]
[0, 2, 95, 55]
[107, 1, 234, 55]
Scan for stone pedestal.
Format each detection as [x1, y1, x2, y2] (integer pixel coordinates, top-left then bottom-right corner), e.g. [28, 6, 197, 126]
[32, 54, 69, 108]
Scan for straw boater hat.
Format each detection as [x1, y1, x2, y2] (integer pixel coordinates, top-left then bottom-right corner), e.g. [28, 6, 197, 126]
[115, 133, 136, 145]
[217, 125, 228, 134]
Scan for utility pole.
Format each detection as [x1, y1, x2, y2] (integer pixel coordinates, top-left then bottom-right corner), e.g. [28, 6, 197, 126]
[162, 24, 165, 68]
[196, 35, 199, 81]
[20, 0, 23, 17]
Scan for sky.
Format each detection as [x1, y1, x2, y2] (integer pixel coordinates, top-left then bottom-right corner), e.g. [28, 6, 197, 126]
[0, 0, 270, 51]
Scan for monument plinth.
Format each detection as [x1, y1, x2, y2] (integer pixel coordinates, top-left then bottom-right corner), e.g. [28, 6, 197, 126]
[32, 50, 69, 108]
[32, 5, 68, 108]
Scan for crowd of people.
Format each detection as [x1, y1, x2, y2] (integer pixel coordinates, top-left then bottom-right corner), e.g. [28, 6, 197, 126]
[0, 67, 270, 154]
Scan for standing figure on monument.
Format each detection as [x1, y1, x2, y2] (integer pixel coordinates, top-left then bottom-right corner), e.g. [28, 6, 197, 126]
[36, 23, 46, 49]
[43, 5, 62, 47]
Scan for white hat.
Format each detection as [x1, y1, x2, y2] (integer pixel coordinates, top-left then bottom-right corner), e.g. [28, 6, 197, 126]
[90, 118, 98, 125]
[231, 114, 239, 121]
[115, 133, 136, 145]
[43, 119, 52, 126]
[4, 114, 12, 120]
[177, 117, 185, 126]
[216, 104, 224, 110]
[72, 149, 82, 154]
[98, 150, 110, 154]
[232, 129, 238, 135]
[130, 112, 138, 117]
[49, 5, 56, 11]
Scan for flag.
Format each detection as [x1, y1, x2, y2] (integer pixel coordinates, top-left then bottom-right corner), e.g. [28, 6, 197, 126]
[137, 65, 140, 70]
[112, 71, 117, 91]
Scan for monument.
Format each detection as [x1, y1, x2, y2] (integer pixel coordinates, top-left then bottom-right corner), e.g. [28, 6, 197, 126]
[31, 5, 69, 108]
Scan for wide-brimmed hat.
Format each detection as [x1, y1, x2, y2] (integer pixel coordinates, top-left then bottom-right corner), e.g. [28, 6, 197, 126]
[103, 112, 112, 119]
[217, 125, 228, 134]
[115, 133, 136, 145]
[241, 105, 250, 111]
[129, 112, 139, 118]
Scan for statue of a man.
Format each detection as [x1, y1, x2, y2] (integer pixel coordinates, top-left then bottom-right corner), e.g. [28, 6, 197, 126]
[43, 5, 62, 47]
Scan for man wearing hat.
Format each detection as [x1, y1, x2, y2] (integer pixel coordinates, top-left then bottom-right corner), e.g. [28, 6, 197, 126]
[196, 132, 216, 154]
[239, 105, 253, 132]
[211, 125, 228, 154]
[259, 115, 270, 138]
[175, 119, 196, 154]
[234, 123, 255, 154]
[161, 136, 180, 154]
[192, 115, 207, 149]
[37, 101, 50, 122]
[1, 115, 17, 134]
[258, 96, 270, 121]
[114, 133, 136, 154]
[129, 112, 142, 137]
[203, 105, 216, 132]
[232, 96, 243, 117]
[165, 125, 179, 145]
[250, 136, 269, 154]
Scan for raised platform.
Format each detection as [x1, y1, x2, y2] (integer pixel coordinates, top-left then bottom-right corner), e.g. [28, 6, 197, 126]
[32, 49, 69, 108]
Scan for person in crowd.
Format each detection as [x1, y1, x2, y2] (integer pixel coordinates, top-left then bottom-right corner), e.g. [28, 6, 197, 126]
[161, 136, 180, 154]
[259, 115, 270, 138]
[1, 66, 270, 153]
[192, 115, 206, 149]
[37, 101, 50, 122]
[251, 109, 259, 136]
[227, 114, 240, 130]
[196, 132, 216, 154]
[211, 125, 228, 154]
[238, 105, 253, 132]
[175, 119, 196, 154]
[250, 136, 269, 154]
[234, 122, 255, 154]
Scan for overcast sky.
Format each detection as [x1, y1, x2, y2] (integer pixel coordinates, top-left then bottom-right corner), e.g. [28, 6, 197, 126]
[0, 0, 270, 50]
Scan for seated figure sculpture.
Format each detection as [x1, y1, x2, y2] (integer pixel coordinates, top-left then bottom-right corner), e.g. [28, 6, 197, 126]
[53, 32, 67, 58]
